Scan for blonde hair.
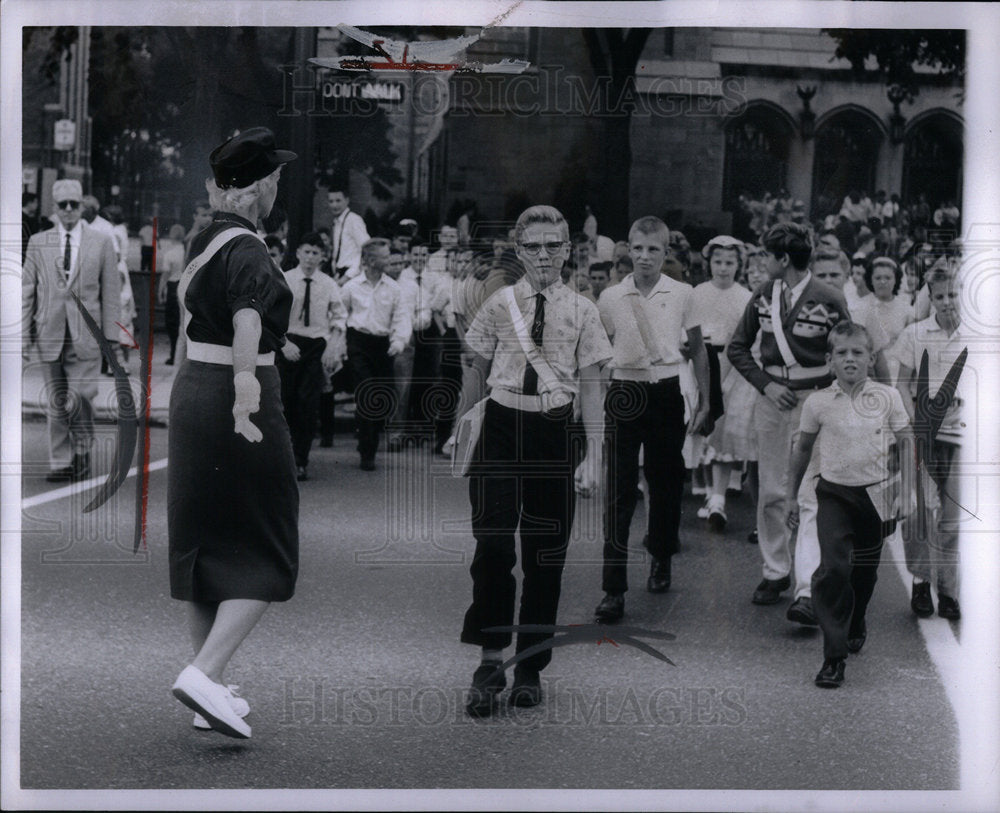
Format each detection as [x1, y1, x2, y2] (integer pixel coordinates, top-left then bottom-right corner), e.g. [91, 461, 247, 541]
[205, 166, 281, 214]
[514, 205, 568, 243]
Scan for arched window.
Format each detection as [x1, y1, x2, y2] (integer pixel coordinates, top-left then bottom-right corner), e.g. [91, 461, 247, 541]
[903, 113, 963, 210]
[811, 108, 883, 219]
[722, 105, 793, 213]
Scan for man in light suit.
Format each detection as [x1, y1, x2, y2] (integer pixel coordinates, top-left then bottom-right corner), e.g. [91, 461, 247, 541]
[22, 179, 121, 482]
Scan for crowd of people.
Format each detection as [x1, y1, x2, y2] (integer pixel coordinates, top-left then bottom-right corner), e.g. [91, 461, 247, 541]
[22, 128, 968, 738]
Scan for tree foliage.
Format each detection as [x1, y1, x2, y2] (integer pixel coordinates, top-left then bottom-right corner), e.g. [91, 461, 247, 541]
[823, 29, 965, 102]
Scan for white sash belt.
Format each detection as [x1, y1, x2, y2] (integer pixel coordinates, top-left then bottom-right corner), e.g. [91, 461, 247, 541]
[187, 340, 274, 366]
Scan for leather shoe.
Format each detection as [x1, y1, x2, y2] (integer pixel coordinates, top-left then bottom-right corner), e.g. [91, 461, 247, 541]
[937, 593, 961, 620]
[646, 556, 671, 593]
[746, 529, 759, 545]
[45, 464, 75, 483]
[594, 592, 624, 623]
[752, 575, 791, 605]
[360, 457, 376, 471]
[296, 465, 308, 482]
[847, 618, 867, 653]
[786, 596, 818, 626]
[465, 661, 506, 717]
[71, 452, 90, 482]
[814, 657, 845, 688]
[508, 666, 542, 708]
[172, 665, 251, 738]
[910, 582, 934, 617]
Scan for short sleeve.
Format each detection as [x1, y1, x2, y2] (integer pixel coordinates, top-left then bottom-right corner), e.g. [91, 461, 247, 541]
[887, 324, 916, 371]
[226, 237, 279, 319]
[576, 297, 613, 369]
[887, 387, 910, 433]
[799, 392, 822, 434]
[681, 286, 699, 333]
[464, 293, 500, 360]
[597, 290, 616, 339]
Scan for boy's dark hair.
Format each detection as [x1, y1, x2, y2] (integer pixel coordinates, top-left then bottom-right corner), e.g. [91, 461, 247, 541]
[264, 234, 285, 251]
[23, 192, 38, 206]
[571, 231, 590, 246]
[589, 261, 612, 276]
[926, 268, 954, 293]
[296, 231, 325, 250]
[761, 222, 812, 271]
[827, 320, 873, 353]
[864, 257, 903, 296]
[194, 200, 211, 212]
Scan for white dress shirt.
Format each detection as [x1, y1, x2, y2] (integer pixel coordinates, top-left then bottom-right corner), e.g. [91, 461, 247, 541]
[331, 209, 370, 281]
[283, 267, 347, 340]
[341, 273, 411, 353]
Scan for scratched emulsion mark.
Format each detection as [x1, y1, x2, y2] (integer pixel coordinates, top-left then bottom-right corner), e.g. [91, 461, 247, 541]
[480, 624, 677, 680]
[68, 222, 157, 554]
[310, 24, 530, 75]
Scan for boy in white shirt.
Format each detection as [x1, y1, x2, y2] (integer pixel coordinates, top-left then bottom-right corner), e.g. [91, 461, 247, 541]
[786, 322, 915, 688]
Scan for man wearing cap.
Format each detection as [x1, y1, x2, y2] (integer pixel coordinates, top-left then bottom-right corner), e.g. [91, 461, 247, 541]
[22, 178, 121, 482]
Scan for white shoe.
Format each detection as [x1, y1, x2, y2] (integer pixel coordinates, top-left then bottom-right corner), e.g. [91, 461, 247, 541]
[193, 685, 250, 730]
[172, 665, 252, 739]
[707, 495, 727, 531]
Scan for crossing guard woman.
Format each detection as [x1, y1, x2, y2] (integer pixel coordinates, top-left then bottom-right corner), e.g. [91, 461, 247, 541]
[168, 128, 298, 739]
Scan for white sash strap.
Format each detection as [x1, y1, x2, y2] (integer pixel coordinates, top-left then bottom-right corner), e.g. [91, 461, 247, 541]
[503, 287, 563, 396]
[770, 280, 799, 369]
[177, 227, 263, 338]
[626, 293, 668, 367]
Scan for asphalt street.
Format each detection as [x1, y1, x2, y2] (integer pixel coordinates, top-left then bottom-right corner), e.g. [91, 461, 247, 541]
[18, 414, 959, 792]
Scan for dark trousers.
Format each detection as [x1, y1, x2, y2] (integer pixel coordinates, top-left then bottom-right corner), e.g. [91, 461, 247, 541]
[461, 400, 577, 673]
[408, 326, 443, 431]
[813, 477, 895, 660]
[347, 328, 395, 460]
[165, 281, 180, 360]
[434, 327, 463, 449]
[277, 334, 327, 467]
[602, 378, 686, 593]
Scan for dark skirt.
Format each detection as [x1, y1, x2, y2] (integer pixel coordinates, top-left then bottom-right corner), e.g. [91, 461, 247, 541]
[168, 360, 299, 602]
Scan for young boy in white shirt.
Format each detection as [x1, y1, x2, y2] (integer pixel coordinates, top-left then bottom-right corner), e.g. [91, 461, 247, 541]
[786, 322, 915, 688]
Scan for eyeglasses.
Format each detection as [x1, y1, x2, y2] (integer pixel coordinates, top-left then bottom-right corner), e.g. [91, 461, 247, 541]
[518, 241, 565, 256]
[56, 200, 81, 210]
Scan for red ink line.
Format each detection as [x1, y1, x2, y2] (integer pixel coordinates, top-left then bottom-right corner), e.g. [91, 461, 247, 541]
[115, 323, 140, 350]
[139, 219, 158, 550]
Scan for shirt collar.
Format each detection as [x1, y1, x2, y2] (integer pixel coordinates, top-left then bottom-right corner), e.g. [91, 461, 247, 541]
[788, 271, 812, 297]
[514, 276, 564, 301]
[623, 272, 673, 297]
[829, 377, 873, 398]
[57, 221, 82, 241]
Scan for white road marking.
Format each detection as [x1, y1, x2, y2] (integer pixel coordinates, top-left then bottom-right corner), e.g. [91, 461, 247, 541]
[21, 458, 169, 508]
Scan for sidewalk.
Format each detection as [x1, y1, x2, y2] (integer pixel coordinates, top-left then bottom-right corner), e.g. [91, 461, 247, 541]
[21, 331, 356, 428]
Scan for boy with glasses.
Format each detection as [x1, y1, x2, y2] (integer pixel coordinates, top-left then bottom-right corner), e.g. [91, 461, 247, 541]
[453, 206, 611, 715]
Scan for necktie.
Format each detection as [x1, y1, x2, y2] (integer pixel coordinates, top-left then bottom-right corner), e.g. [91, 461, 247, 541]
[302, 277, 312, 327]
[782, 281, 792, 315]
[522, 293, 545, 396]
[63, 234, 72, 279]
[334, 215, 344, 266]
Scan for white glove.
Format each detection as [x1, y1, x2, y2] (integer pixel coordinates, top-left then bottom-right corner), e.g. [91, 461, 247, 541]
[233, 371, 263, 442]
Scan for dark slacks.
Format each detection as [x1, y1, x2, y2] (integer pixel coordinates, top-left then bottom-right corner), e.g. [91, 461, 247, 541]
[277, 334, 327, 467]
[347, 328, 395, 460]
[408, 326, 443, 430]
[462, 400, 577, 673]
[602, 378, 686, 594]
[813, 477, 895, 660]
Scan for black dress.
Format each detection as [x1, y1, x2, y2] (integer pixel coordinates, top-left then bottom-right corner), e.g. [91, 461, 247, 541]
[168, 213, 299, 602]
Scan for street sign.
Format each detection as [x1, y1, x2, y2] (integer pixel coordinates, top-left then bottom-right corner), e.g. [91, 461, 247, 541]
[53, 119, 76, 150]
[321, 80, 405, 103]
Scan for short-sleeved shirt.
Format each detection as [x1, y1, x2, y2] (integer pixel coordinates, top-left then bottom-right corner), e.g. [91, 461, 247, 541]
[689, 281, 752, 348]
[800, 379, 910, 486]
[598, 273, 697, 378]
[465, 277, 612, 397]
[183, 213, 292, 353]
[888, 315, 970, 445]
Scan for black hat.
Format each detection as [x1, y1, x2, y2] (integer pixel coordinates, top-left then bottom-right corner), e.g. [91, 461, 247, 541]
[209, 127, 297, 190]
